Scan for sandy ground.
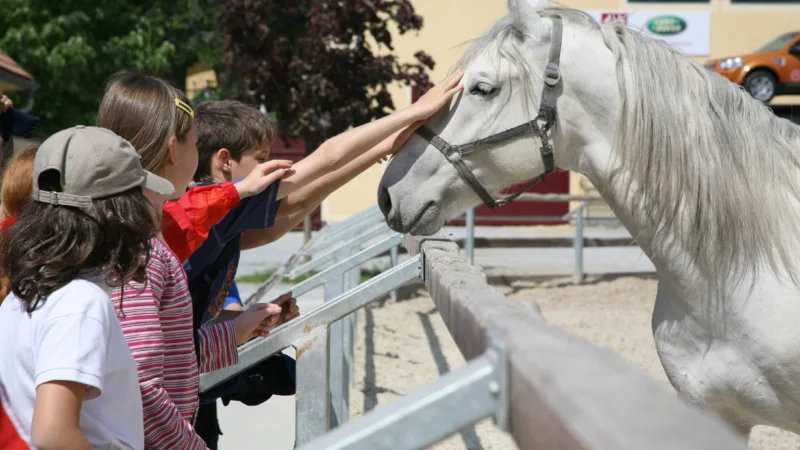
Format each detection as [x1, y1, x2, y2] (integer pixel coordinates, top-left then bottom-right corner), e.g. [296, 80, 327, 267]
[350, 275, 800, 450]
[349, 293, 519, 450]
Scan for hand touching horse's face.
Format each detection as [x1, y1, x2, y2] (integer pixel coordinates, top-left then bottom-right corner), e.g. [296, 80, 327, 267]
[378, 50, 537, 235]
[378, 0, 579, 236]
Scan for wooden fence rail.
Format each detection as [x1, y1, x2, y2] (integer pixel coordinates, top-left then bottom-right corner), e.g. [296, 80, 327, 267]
[404, 234, 747, 450]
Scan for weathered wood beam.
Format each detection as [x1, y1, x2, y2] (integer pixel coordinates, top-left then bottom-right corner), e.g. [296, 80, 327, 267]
[405, 234, 747, 450]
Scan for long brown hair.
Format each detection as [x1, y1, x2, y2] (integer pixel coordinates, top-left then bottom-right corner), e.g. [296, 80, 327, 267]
[96, 71, 193, 174]
[1, 171, 157, 313]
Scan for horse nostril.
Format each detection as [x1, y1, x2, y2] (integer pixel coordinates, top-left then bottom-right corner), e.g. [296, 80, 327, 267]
[377, 184, 393, 219]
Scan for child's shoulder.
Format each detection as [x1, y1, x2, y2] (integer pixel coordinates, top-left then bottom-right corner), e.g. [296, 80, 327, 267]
[150, 237, 183, 269]
[40, 278, 117, 323]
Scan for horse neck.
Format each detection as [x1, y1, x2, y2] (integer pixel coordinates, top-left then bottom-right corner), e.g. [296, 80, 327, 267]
[578, 145, 708, 289]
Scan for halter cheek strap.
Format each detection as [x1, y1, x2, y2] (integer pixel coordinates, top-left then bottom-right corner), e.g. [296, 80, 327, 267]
[416, 126, 499, 207]
[415, 15, 563, 210]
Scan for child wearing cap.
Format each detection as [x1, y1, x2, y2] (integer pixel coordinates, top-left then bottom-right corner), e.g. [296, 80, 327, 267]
[0, 125, 172, 450]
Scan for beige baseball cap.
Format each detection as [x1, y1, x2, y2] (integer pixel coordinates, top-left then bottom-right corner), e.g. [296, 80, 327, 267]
[32, 125, 174, 208]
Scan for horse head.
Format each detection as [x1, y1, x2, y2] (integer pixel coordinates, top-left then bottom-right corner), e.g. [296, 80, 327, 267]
[377, 0, 621, 235]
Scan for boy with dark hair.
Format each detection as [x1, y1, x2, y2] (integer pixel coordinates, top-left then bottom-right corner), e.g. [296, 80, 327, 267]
[184, 72, 463, 447]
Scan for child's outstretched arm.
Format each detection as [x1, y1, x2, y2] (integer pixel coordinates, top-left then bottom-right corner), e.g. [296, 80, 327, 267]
[162, 159, 292, 262]
[240, 205, 316, 250]
[275, 72, 464, 203]
[239, 123, 421, 250]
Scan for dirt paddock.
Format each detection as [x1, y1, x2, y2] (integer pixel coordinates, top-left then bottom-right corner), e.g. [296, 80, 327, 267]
[349, 274, 800, 450]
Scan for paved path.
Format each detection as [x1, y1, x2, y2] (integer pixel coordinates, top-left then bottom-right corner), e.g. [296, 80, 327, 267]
[214, 283, 320, 450]
[238, 226, 654, 279]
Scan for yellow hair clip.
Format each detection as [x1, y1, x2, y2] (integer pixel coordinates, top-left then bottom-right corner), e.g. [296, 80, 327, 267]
[175, 98, 195, 118]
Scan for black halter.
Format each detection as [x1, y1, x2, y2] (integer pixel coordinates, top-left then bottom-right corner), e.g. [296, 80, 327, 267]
[416, 16, 564, 210]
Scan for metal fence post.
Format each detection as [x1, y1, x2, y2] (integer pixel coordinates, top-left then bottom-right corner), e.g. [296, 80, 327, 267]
[294, 326, 330, 446]
[389, 244, 399, 301]
[326, 249, 348, 429]
[341, 246, 361, 426]
[465, 207, 475, 264]
[574, 202, 585, 281]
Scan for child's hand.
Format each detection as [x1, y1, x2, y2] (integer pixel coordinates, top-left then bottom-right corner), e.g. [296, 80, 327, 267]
[272, 292, 300, 325]
[235, 160, 295, 199]
[405, 71, 464, 122]
[232, 302, 283, 345]
[376, 120, 426, 164]
[0, 93, 11, 114]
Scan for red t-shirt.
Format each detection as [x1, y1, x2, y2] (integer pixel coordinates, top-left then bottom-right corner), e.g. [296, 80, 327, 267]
[161, 181, 241, 263]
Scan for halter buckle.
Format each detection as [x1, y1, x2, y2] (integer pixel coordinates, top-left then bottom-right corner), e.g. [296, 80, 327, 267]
[543, 63, 561, 87]
[446, 146, 462, 162]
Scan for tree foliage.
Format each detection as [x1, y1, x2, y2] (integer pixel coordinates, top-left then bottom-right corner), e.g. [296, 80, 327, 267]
[218, 0, 435, 151]
[0, 0, 223, 135]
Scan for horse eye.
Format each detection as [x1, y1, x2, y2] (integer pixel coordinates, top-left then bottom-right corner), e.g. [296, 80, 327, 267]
[469, 82, 495, 96]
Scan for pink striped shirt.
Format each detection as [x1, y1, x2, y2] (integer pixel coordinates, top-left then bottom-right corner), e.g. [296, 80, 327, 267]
[112, 238, 238, 450]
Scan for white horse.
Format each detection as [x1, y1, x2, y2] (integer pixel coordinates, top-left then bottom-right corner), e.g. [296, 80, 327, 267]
[378, 0, 800, 440]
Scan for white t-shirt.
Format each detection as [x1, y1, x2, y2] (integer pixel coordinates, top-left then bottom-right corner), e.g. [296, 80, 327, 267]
[0, 277, 144, 450]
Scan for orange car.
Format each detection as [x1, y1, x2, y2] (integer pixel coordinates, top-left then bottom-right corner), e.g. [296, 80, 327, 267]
[705, 31, 800, 103]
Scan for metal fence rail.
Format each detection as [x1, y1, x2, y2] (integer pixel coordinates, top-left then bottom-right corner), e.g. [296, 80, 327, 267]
[295, 234, 748, 450]
[200, 205, 409, 445]
[463, 193, 627, 280]
[200, 205, 747, 450]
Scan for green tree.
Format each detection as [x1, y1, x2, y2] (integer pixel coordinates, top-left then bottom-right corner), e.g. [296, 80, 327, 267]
[0, 0, 223, 135]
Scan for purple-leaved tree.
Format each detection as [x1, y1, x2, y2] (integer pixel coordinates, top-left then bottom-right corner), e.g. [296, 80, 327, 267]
[219, 0, 435, 239]
[219, 0, 435, 147]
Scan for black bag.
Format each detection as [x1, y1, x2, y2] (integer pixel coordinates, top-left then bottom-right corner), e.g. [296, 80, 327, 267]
[189, 236, 296, 407]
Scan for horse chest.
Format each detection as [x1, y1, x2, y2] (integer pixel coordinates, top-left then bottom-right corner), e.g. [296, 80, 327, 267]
[651, 277, 800, 432]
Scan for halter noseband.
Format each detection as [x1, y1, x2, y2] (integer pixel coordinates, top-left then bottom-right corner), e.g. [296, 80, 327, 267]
[416, 16, 564, 210]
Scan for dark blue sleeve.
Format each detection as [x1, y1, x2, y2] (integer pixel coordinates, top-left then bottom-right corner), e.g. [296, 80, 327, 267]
[211, 178, 281, 244]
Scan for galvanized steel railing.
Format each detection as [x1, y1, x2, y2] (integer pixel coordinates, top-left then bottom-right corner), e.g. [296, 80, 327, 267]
[200, 205, 748, 450]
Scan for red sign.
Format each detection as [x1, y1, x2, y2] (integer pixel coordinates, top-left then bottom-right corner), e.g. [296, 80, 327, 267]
[600, 13, 628, 26]
[791, 70, 800, 83]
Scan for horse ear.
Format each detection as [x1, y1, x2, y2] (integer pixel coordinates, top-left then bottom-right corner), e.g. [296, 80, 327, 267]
[508, 0, 547, 34]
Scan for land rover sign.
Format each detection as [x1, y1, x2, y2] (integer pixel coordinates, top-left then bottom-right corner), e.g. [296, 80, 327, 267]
[647, 15, 687, 36]
[586, 10, 710, 56]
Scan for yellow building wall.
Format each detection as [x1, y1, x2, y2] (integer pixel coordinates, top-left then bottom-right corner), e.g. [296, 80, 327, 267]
[317, 0, 800, 222]
[185, 63, 218, 101]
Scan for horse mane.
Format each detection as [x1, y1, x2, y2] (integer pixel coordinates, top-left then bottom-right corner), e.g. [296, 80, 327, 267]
[460, 6, 800, 286]
[590, 14, 800, 287]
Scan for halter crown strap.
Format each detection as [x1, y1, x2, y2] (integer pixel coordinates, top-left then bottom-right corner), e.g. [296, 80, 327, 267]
[415, 15, 563, 210]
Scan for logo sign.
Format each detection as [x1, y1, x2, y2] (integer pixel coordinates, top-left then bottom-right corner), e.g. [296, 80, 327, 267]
[600, 13, 628, 26]
[646, 15, 687, 36]
[585, 10, 710, 56]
